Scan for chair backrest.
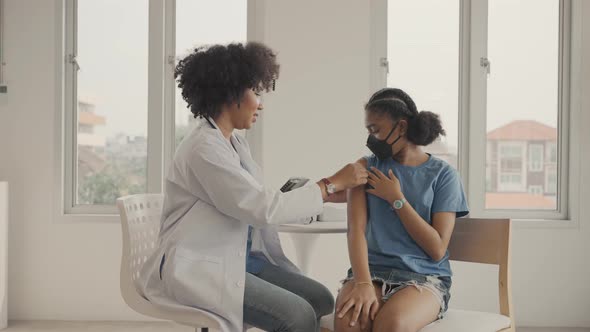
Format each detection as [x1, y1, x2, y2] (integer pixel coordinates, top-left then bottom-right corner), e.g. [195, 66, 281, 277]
[116, 194, 164, 306]
[117, 194, 222, 329]
[448, 218, 513, 324]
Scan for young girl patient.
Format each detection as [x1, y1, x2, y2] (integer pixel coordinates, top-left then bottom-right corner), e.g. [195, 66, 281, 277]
[334, 88, 468, 332]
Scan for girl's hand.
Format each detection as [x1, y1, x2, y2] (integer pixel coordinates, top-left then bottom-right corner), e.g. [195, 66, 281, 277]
[366, 167, 403, 204]
[336, 283, 380, 329]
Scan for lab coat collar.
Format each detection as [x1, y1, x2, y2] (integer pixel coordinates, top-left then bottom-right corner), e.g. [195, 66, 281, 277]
[204, 117, 262, 182]
[203, 116, 238, 156]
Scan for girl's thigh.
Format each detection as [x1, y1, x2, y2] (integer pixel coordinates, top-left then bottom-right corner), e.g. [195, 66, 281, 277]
[372, 285, 440, 332]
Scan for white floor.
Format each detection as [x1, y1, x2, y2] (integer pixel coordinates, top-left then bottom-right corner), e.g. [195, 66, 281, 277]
[2, 321, 590, 332]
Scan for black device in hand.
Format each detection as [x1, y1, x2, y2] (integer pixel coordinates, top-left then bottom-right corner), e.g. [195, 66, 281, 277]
[280, 177, 310, 193]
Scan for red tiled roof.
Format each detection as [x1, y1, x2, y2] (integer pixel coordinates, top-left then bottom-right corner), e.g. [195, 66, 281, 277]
[487, 120, 556, 141]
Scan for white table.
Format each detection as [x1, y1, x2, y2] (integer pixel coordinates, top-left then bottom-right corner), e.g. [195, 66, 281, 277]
[278, 221, 347, 274]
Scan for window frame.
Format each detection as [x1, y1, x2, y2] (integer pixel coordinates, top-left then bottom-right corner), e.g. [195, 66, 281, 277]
[545, 166, 558, 195]
[0, 0, 6, 93]
[370, 0, 581, 226]
[56, 0, 259, 221]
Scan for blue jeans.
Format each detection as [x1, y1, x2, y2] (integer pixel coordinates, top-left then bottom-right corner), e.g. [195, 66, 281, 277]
[243, 263, 334, 332]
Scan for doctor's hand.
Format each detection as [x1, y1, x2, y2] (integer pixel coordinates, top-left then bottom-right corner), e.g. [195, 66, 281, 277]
[329, 162, 369, 191]
[324, 190, 347, 203]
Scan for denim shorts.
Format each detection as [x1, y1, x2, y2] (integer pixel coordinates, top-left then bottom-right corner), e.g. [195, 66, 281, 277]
[341, 265, 452, 320]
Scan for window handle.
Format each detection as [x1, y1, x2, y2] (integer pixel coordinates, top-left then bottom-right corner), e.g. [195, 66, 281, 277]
[67, 54, 80, 71]
[380, 57, 389, 74]
[480, 57, 491, 76]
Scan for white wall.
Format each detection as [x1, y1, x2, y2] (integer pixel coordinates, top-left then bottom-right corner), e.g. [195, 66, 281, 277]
[0, 182, 8, 328]
[0, 0, 142, 320]
[0, 0, 588, 327]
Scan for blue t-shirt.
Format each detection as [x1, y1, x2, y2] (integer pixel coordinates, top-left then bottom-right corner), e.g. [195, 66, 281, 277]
[364, 154, 468, 277]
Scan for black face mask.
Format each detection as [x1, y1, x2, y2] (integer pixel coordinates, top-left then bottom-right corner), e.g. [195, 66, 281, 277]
[366, 122, 402, 160]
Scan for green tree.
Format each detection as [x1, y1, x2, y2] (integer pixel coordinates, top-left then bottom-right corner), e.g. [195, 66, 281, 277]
[78, 155, 147, 205]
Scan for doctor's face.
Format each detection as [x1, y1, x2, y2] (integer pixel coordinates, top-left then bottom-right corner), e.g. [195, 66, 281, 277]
[232, 89, 263, 130]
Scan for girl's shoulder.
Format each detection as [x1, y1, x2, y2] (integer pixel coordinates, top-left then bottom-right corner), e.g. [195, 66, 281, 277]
[427, 155, 452, 170]
[361, 155, 375, 166]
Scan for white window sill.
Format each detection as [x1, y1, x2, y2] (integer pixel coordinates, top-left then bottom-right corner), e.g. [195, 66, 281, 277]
[54, 213, 121, 224]
[510, 218, 578, 230]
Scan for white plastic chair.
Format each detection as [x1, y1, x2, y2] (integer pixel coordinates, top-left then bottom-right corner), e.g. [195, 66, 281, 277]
[117, 194, 221, 332]
[320, 218, 514, 332]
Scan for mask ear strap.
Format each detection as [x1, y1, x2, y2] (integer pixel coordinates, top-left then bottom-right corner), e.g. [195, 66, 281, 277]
[384, 122, 399, 141]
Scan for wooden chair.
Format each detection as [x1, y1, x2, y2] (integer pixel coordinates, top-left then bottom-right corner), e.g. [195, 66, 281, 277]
[321, 218, 514, 332]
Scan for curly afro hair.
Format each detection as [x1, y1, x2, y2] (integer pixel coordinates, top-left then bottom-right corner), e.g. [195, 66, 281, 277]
[175, 42, 279, 119]
[365, 88, 446, 146]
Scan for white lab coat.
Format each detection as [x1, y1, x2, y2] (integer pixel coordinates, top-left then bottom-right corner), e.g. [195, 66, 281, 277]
[137, 118, 324, 331]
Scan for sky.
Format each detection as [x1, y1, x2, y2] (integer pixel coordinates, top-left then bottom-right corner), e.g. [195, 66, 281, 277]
[388, 0, 558, 153]
[77, 0, 246, 138]
[77, 0, 559, 146]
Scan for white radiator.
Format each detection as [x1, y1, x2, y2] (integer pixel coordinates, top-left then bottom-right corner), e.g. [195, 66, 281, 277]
[0, 182, 7, 329]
